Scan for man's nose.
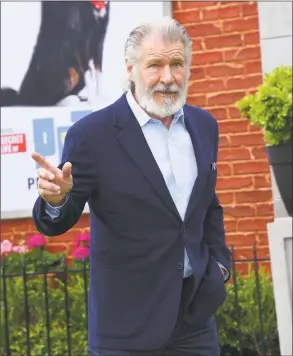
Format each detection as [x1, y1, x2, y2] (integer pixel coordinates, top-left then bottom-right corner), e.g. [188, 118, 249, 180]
[160, 66, 174, 85]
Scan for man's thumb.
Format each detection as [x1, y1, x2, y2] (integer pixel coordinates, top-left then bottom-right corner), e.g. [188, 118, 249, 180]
[62, 162, 72, 179]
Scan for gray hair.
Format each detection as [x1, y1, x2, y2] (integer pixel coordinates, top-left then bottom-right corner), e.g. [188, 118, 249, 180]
[124, 16, 192, 68]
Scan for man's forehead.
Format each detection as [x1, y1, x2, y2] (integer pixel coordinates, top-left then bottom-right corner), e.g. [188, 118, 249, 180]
[141, 36, 184, 57]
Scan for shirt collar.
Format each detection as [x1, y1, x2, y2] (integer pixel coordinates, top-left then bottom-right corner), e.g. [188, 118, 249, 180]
[126, 90, 184, 127]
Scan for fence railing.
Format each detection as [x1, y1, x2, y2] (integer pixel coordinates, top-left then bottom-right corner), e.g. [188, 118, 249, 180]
[0, 245, 280, 356]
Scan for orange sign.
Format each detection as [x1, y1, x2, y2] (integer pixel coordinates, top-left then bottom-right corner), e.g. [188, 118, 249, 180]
[1, 133, 27, 154]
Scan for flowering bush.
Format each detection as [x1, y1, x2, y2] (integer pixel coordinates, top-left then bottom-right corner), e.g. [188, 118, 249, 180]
[0, 232, 90, 275]
[72, 232, 90, 260]
[0, 231, 91, 355]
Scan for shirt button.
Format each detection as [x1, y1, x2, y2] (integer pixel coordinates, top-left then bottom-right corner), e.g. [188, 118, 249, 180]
[177, 262, 184, 270]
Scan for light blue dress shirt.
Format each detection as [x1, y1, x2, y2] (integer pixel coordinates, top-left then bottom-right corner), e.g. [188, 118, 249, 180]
[45, 91, 228, 280]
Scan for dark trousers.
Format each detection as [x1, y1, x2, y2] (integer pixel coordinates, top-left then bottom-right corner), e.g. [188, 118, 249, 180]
[88, 276, 220, 356]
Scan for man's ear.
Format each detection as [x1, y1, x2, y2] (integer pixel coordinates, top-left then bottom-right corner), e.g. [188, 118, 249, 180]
[126, 61, 133, 82]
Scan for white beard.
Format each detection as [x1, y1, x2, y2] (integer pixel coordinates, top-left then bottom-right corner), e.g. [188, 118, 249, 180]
[132, 70, 188, 118]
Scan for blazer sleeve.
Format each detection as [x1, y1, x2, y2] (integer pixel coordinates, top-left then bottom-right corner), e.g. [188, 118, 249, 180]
[203, 120, 231, 280]
[32, 123, 98, 236]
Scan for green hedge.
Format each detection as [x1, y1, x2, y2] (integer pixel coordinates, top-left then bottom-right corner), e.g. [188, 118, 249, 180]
[216, 265, 280, 356]
[0, 261, 280, 356]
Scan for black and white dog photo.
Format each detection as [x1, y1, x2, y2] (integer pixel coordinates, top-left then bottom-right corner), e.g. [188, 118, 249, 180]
[0, 1, 110, 107]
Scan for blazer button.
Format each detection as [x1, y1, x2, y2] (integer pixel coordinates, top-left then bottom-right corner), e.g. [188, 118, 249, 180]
[182, 225, 187, 233]
[177, 262, 184, 270]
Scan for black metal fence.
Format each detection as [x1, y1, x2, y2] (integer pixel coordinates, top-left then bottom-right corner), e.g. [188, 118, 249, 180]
[0, 246, 280, 356]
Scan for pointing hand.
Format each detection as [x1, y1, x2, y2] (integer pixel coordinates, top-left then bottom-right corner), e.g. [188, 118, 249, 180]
[32, 152, 73, 206]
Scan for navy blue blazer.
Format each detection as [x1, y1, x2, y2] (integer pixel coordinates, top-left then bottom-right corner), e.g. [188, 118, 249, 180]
[33, 93, 231, 351]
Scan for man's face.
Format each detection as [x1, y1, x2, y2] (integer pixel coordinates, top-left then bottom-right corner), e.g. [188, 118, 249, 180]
[127, 35, 189, 119]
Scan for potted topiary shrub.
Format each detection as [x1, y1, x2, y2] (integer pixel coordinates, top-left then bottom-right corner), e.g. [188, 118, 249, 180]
[236, 65, 292, 218]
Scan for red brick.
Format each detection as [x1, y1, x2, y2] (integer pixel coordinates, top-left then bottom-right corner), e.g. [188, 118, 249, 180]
[217, 163, 232, 176]
[189, 79, 225, 93]
[181, 1, 218, 10]
[245, 60, 262, 74]
[192, 51, 223, 65]
[66, 243, 76, 255]
[256, 203, 274, 217]
[206, 64, 244, 78]
[174, 10, 200, 24]
[249, 123, 262, 132]
[219, 120, 249, 134]
[230, 246, 253, 260]
[235, 190, 272, 204]
[225, 47, 261, 62]
[200, 8, 219, 21]
[228, 107, 241, 119]
[0, 222, 15, 234]
[45, 243, 68, 254]
[235, 47, 261, 61]
[244, 32, 260, 45]
[187, 95, 206, 107]
[190, 67, 205, 80]
[218, 147, 251, 161]
[232, 261, 271, 276]
[234, 161, 270, 175]
[230, 133, 265, 146]
[217, 192, 234, 204]
[207, 91, 246, 106]
[208, 108, 226, 121]
[1, 219, 31, 234]
[223, 17, 259, 33]
[237, 218, 273, 232]
[226, 232, 257, 247]
[12, 223, 31, 233]
[256, 232, 269, 245]
[225, 205, 255, 218]
[76, 214, 90, 227]
[218, 135, 230, 148]
[0, 232, 14, 242]
[254, 175, 271, 188]
[251, 146, 269, 159]
[226, 75, 263, 90]
[205, 34, 243, 50]
[242, 3, 258, 16]
[202, 4, 241, 20]
[217, 176, 253, 190]
[187, 23, 221, 37]
[191, 39, 204, 51]
[48, 231, 79, 244]
[12, 233, 30, 243]
[224, 220, 237, 232]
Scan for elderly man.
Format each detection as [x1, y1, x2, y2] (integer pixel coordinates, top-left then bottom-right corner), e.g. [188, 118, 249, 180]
[32, 17, 231, 356]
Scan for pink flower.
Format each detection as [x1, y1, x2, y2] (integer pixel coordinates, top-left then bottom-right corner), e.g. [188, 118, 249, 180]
[75, 232, 90, 248]
[72, 246, 90, 259]
[12, 245, 28, 254]
[0, 240, 13, 255]
[27, 234, 47, 249]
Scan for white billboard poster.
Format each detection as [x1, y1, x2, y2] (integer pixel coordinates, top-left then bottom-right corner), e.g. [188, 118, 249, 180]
[1, 1, 172, 219]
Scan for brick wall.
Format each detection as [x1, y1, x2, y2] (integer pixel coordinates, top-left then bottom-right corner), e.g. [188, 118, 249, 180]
[1, 1, 274, 268]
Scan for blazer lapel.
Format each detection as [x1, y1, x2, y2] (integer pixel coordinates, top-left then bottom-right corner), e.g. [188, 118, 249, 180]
[114, 95, 181, 221]
[184, 110, 209, 222]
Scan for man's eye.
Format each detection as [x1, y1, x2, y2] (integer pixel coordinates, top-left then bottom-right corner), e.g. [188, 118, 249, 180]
[173, 62, 183, 67]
